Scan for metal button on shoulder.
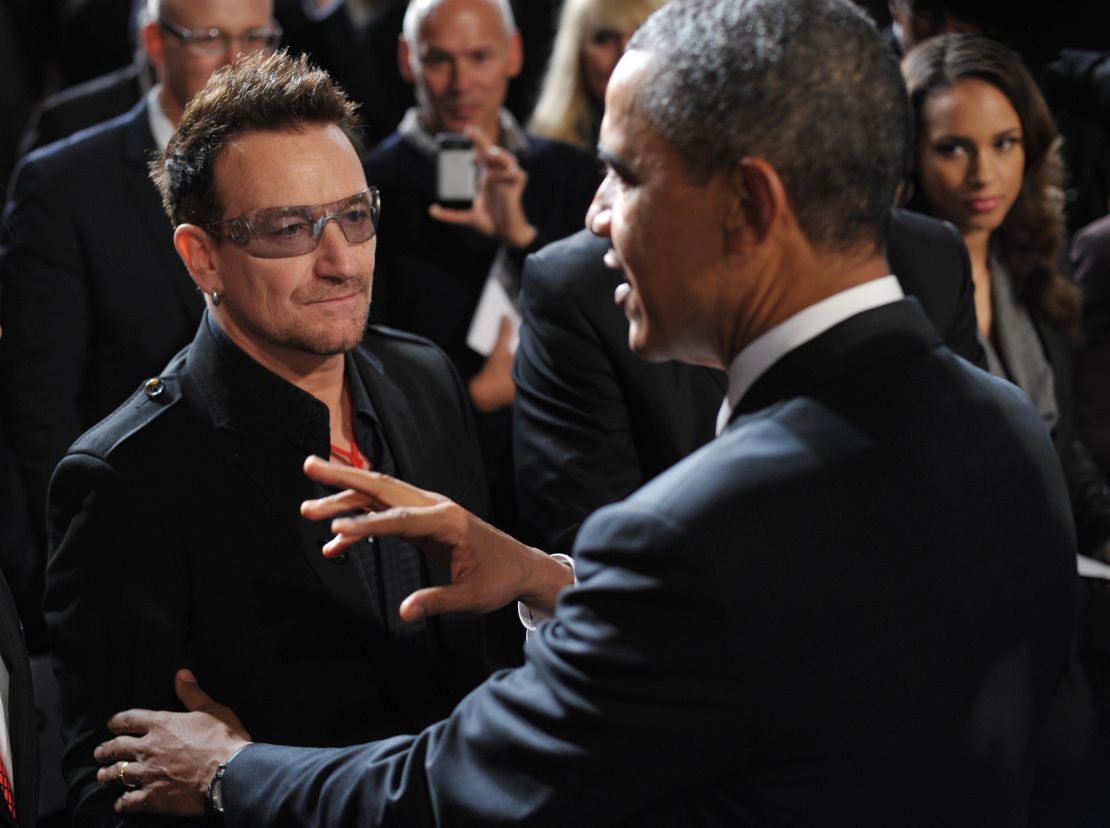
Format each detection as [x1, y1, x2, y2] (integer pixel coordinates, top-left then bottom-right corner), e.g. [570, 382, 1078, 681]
[143, 377, 166, 399]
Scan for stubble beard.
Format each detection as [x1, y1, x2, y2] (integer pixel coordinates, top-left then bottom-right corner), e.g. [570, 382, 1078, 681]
[223, 283, 373, 358]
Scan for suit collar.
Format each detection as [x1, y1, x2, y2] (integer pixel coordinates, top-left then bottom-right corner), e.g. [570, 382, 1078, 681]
[349, 346, 423, 483]
[120, 97, 156, 170]
[186, 315, 329, 454]
[729, 298, 942, 425]
[185, 315, 426, 482]
[718, 277, 903, 433]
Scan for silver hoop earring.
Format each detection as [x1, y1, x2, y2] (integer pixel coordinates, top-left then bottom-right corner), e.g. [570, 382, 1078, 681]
[211, 290, 221, 306]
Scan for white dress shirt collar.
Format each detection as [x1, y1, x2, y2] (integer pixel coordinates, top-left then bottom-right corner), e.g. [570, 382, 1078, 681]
[715, 275, 904, 435]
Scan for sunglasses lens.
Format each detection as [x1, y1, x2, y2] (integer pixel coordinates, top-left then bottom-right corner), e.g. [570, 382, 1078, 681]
[212, 188, 379, 258]
[251, 213, 318, 257]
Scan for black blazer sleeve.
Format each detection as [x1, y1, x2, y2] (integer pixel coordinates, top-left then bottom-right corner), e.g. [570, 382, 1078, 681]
[1071, 216, 1110, 478]
[887, 208, 984, 367]
[512, 242, 647, 553]
[221, 507, 747, 827]
[45, 449, 198, 828]
[0, 149, 96, 563]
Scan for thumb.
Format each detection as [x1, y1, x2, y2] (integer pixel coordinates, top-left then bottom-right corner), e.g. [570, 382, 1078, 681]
[428, 204, 472, 225]
[175, 668, 217, 713]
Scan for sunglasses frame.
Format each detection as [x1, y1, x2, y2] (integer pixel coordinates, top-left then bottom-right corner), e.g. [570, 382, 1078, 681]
[203, 187, 381, 259]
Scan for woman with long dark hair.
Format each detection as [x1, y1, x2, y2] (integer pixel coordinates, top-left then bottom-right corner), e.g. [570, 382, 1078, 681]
[904, 33, 1110, 560]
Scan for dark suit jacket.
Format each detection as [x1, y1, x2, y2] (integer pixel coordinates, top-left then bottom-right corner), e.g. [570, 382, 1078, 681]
[44, 319, 495, 828]
[16, 62, 145, 158]
[0, 99, 203, 630]
[0, 566, 35, 828]
[220, 300, 1075, 826]
[0, 430, 39, 655]
[1026, 304, 1110, 556]
[1071, 214, 1110, 479]
[514, 209, 983, 553]
[362, 127, 598, 531]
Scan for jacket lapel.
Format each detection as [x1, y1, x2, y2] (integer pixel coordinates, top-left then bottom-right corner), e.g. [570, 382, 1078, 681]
[351, 349, 486, 673]
[732, 298, 941, 424]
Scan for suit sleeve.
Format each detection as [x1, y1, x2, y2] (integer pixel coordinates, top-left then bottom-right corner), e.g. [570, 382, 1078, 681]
[512, 251, 644, 554]
[0, 152, 93, 574]
[1071, 219, 1110, 478]
[44, 450, 200, 828]
[222, 505, 746, 827]
[940, 222, 986, 368]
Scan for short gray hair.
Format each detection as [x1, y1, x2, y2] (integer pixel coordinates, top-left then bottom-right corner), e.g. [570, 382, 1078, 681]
[402, 0, 516, 47]
[629, 0, 910, 250]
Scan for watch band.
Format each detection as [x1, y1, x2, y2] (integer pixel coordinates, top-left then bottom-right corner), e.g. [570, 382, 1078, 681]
[206, 744, 251, 815]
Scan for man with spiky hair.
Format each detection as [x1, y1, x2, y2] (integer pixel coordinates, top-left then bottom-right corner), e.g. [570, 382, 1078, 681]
[94, 1, 1074, 824]
[45, 50, 499, 827]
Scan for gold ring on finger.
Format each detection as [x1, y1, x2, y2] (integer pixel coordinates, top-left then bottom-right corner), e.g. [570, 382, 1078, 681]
[118, 761, 140, 790]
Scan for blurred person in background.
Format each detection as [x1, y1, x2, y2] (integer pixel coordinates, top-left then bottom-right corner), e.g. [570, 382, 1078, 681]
[527, 0, 665, 150]
[904, 32, 1110, 825]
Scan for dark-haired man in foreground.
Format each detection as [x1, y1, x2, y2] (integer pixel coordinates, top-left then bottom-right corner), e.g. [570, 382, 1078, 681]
[94, 0, 1074, 824]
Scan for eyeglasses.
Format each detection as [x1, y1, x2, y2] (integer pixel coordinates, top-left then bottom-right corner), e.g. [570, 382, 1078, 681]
[204, 187, 381, 259]
[158, 17, 283, 58]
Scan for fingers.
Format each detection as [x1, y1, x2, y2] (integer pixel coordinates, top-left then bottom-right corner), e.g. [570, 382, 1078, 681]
[330, 501, 460, 543]
[399, 584, 479, 622]
[321, 532, 366, 559]
[96, 759, 143, 789]
[113, 783, 204, 818]
[303, 456, 438, 508]
[494, 315, 514, 348]
[106, 709, 155, 736]
[94, 735, 145, 765]
[114, 788, 150, 815]
[300, 488, 378, 520]
[465, 124, 495, 154]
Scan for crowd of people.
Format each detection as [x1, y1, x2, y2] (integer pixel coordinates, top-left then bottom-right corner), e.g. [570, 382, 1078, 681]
[1, 0, 1110, 825]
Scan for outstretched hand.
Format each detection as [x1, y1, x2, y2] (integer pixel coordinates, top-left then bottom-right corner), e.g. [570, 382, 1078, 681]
[94, 670, 251, 816]
[428, 125, 537, 249]
[301, 456, 572, 619]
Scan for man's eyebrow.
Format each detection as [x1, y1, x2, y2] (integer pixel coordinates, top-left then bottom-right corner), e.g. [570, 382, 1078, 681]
[597, 146, 635, 180]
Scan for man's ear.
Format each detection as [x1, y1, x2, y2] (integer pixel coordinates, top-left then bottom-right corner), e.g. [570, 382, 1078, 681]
[141, 20, 165, 72]
[174, 224, 221, 295]
[398, 36, 415, 85]
[506, 30, 523, 78]
[726, 157, 787, 247]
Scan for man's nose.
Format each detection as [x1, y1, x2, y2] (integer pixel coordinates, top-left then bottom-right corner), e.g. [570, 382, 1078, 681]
[450, 60, 472, 92]
[220, 36, 253, 64]
[314, 220, 363, 273]
[586, 177, 614, 237]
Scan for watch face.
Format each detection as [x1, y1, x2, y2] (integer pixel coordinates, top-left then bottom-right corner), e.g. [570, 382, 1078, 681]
[210, 768, 225, 813]
[212, 777, 224, 813]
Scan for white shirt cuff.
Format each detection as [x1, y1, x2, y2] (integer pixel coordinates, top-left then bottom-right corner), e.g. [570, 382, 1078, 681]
[517, 553, 576, 636]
